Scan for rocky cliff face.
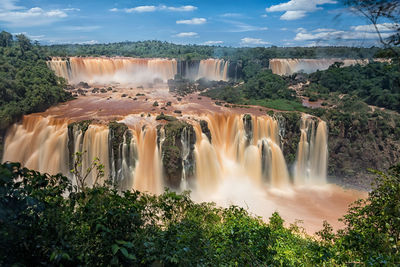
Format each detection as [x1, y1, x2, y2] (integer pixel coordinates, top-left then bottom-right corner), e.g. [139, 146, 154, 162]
[158, 121, 196, 188]
[326, 112, 400, 189]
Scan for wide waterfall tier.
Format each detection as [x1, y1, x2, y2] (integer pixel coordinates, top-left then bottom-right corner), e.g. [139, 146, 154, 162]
[47, 57, 230, 84]
[269, 58, 370, 75]
[47, 57, 178, 84]
[2, 113, 329, 194]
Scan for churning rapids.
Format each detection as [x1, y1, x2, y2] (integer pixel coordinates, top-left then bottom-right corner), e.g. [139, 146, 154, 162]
[2, 57, 364, 233]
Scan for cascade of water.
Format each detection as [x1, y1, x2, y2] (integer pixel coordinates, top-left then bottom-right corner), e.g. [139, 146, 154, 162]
[269, 58, 370, 76]
[294, 116, 328, 184]
[133, 126, 163, 194]
[47, 57, 230, 84]
[193, 114, 290, 190]
[47, 57, 178, 84]
[2, 113, 328, 194]
[197, 59, 229, 81]
[2, 116, 69, 175]
[180, 126, 191, 190]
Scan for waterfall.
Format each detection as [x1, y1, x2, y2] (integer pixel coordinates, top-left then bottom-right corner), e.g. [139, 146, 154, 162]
[47, 57, 178, 84]
[2, 113, 329, 194]
[197, 59, 229, 81]
[294, 115, 328, 184]
[269, 58, 370, 75]
[47, 57, 230, 84]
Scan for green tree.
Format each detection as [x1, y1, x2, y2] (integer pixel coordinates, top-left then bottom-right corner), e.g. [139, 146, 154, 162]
[0, 31, 12, 47]
[338, 164, 400, 264]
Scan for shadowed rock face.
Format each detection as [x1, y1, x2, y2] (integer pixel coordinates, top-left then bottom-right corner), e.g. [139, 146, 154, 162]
[67, 120, 93, 170]
[200, 120, 212, 143]
[108, 121, 134, 183]
[243, 114, 253, 145]
[158, 120, 196, 188]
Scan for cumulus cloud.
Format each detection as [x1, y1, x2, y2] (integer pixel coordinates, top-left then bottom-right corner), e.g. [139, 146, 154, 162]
[0, 0, 70, 27]
[167, 5, 197, 12]
[281, 10, 307, 20]
[204, 40, 223, 45]
[294, 27, 393, 41]
[111, 5, 197, 13]
[175, 32, 198, 37]
[266, 0, 337, 20]
[351, 23, 399, 33]
[296, 27, 307, 33]
[240, 37, 270, 46]
[313, 28, 337, 32]
[176, 18, 207, 25]
[125, 6, 157, 13]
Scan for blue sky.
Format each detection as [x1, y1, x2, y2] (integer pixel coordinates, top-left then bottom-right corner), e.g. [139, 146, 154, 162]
[0, 0, 396, 47]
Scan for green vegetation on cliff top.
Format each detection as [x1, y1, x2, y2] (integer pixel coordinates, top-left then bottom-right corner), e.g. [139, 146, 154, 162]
[0, 31, 71, 131]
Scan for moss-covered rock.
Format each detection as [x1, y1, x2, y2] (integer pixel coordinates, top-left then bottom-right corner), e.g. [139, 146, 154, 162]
[67, 120, 93, 170]
[108, 122, 134, 182]
[159, 120, 196, 188]
[276, 112, 302, 166]
[156, 113, 178, 122]
[243, 114, 253, 145]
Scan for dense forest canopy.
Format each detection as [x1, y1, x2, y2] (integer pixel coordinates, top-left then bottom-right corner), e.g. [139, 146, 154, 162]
[45, 40, 383, 61]
[0, 31, 71, 131]
[309, 62, 400, 112]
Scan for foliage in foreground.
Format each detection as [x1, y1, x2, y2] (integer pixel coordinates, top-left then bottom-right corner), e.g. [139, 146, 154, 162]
[1, 162, 400, 266]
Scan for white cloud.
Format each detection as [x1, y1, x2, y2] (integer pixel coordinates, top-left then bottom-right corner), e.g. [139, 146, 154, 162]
[63, 26, 101, 31]
[221, 13, 243, 18]
[240, 37, 270, 46]
[125, 5, 157, 13]
[261, 14, 268, 18]
[280, 28, 288, 31]
[266, 0, 337, 20]
[12, 32, 45, 41]
[296, 27, 307, 33]
[313, 28, 337, 32]
[280, 10, 306, 20]
[166, 5, 197, 12]
[112, 5, 197, 13]
[0, 0, 23, 11]
[294, 27, 393, 41]
[351, 23, 399, 33]
[223, 20, 268, 32]
[204, 40, 223, 45]
[0, 0, 70, 27]
[176, 18, 206, 25]
[78, 40, 99, 45]
[175, 32, 198, 37]
[63, 8, 80, 12]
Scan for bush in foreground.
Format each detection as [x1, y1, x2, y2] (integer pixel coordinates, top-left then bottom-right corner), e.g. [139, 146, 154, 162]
[1, 162, 399, 266]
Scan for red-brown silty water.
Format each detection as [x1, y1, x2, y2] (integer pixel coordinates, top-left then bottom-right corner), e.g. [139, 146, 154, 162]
[3, 58, 365, 233]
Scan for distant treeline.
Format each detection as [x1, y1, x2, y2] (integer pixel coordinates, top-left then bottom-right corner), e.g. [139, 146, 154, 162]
[44, 40, 384, 61]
